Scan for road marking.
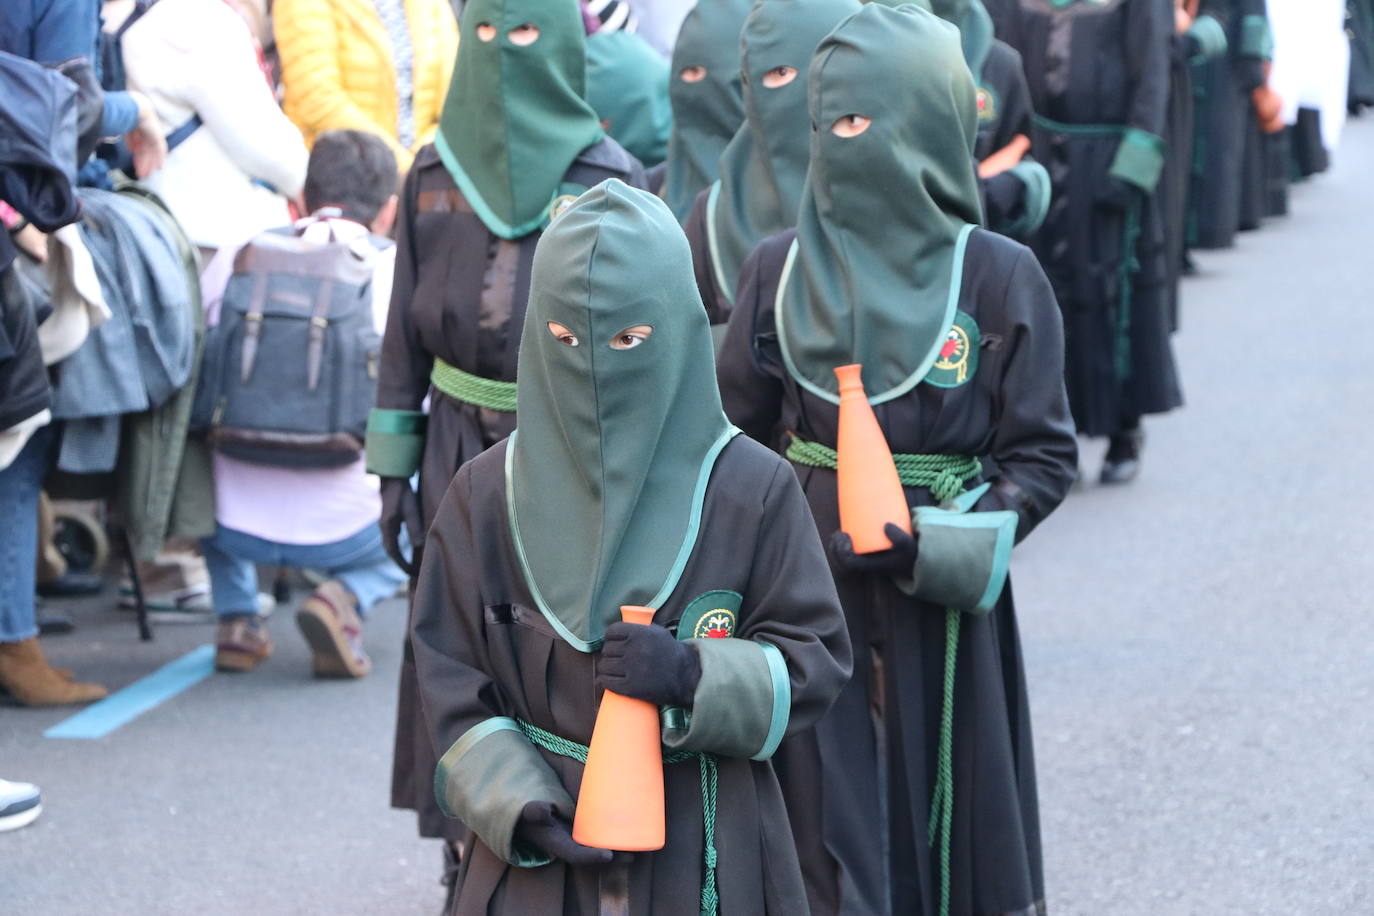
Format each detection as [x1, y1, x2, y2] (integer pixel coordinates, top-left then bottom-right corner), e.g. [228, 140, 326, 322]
[44, 645, 216, 740]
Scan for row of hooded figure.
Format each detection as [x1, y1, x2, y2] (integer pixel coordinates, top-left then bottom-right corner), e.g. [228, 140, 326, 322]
[364, 1, 1221, 914]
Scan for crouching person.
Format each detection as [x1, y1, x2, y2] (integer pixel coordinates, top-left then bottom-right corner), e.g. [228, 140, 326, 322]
[411, 182, 852, 914]
[195, 130, 407, 677]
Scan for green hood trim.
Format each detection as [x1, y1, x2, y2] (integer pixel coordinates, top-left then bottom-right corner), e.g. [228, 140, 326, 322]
[661, 0, 754, 222]
[507, 181, 739, 652]
[586, 30, 672, 168]
[777, 4, 981, 404]
[436, 0, 604, 239]
[709, 0, 861, 304]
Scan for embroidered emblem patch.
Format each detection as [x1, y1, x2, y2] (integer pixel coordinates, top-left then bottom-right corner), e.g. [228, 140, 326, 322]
[924, 311, 980, 389]
[976, 86, 999, 124]
[549, 194, 579, 221]
[677, 590, 743, 641]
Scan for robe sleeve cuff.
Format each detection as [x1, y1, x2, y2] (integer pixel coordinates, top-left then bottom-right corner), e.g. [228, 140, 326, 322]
[1187, 15, 1229, 62]
[434, 717, 573, 868]
[906, 506, 1018, 615]
[1003, 160, 1052, 238]
[1240, 15, 1273, 60]
[661, 639, 791, 761]
[365, 409, 427, 479]
[1108, 129, 1167, 195]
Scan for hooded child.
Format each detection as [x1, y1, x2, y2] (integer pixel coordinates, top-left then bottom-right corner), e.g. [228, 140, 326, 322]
[874, 0, 1052, 240]
[683, 0, 861, 325]
[715, 6, 1077, 914]
[999, 0, 1183, 484]
[411, 180, 852, 915]
[658, 0, 755, 219]
[366, 0, 647, 869]
[585, 28, 673, 169]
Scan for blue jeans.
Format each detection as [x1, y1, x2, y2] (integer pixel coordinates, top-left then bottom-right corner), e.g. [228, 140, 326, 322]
[201, 522, 405, 619]
[0, 426, 55, 643]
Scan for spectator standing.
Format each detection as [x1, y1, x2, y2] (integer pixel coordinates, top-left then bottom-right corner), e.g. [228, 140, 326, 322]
[120, 0, 307, 255]
[197, 131, 406, 677]
[273, 0, 458, 174]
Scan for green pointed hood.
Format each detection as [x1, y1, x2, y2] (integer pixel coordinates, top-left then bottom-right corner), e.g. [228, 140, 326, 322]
[507, 181, 738, 652]
[776, 3, 982, 404]
[660, 0, 754, 222]
[436, 0, 605, 239]
[707, 0, 860, 305]
[864, 0, 993, 81]
[585, 30, 673, 168]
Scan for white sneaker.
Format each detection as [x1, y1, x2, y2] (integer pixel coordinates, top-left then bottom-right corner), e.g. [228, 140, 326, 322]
[119, 585, 276, 620]
[0, 779, 42, 832]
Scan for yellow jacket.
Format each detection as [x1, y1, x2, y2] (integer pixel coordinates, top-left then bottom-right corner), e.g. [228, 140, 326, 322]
[273, 0, 457, 172]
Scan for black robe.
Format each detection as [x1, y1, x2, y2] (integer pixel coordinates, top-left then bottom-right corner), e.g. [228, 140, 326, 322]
[1161, 27, 1196, 331]
[683, 187, 736, 327]
[1188, 0, 1268, 250]
[978, 41, 1044, 242]
[716, 227, 1078, 916]
[412, 436, 852, 915]
[1353, 0, 1374, 113]
[1004, 0, 1183, 436]
[378, 139, 646, 841]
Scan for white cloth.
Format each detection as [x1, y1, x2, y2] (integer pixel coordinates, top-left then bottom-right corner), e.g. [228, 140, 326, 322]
[1267, 0, 1350, 151]
[200, 217, 397, 545]
[628, 0, 694, 57]
[122, 0, 308, 250]
[0, 409, 51, 472]
[38, 224, 110, 366]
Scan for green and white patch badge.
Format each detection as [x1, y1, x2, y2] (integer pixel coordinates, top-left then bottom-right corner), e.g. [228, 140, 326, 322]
[976, 86, 999, 124]
[677, 590, 742, 640]
[923, 311, 980, 389]
[549, 184, 589, 222]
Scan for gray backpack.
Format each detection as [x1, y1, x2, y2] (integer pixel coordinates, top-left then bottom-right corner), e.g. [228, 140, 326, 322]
[192, 226, 390, 468]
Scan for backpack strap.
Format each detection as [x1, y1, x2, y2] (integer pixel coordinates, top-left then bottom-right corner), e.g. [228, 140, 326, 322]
[165, 114, 202, 152]
[306, 279, 334, 391]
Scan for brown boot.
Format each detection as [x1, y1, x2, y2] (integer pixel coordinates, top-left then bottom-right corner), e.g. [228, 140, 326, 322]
[295, 581, 371, 679]
[0, 639, 107, 706]
[214, 616, 273, 672]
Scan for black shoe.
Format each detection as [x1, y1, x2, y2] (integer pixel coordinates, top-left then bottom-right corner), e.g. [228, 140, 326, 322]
[1100, 429, 1145, 485]
[36, 572, 104, 598]
[37, 613, 75, 636]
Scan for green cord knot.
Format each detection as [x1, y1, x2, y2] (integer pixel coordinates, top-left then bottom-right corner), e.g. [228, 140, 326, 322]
[785, 437, 981, 506]
[515, 719, 721, 916]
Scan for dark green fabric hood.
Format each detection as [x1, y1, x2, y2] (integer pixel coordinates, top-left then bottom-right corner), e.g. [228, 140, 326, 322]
[507, 181, 738, 652]
[864, 0, 993, 81]
[436, 0, 605, 239]
[586, 30, 672, 169]
[660, 0, 755, 223]
[707, 0, 860, 304]
[776, 3, 982, 404]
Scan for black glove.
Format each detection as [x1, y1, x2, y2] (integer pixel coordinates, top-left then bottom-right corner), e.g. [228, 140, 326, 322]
[379, 477, 423, 577]
[515, 801, 614, 866]
[1096, 176, 1141, 212]
[827, 523, 919, 576]
[596, 621, 701, 707]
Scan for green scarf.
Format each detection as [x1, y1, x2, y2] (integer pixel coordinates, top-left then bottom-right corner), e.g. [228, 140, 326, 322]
[708, 0, 860, 305]
[660, 0, 755, 222]
[585, 30, 673, 169]
[507, 181, 738, 652]
[776, 3, 982, 405]
[435, 0, 605, 239]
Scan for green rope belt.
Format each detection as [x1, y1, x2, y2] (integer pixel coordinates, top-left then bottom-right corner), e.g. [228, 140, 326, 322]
[1031, 114, 1126, 139]
[927, 609, 960, 916]
[784, 437, 982, 506]
[515, 719, 720, 916]
[430, 357, 518, 412]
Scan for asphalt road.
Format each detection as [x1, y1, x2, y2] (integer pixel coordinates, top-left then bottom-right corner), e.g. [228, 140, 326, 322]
[5, 117, 1372, 915]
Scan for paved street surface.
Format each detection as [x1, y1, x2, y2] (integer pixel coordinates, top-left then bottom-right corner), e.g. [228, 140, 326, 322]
[6, 118, 1373, 914]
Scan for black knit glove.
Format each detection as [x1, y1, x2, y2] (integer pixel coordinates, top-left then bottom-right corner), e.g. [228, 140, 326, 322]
[379, 477, 423, 577]
[827, 524, 919, 576]
[1096, 176, 1141, 212]
[596, 622, 701, 707]
[515, 801, 613, 866]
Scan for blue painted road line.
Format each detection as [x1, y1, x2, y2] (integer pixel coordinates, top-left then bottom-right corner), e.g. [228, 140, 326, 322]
[44, 645, 216, 740]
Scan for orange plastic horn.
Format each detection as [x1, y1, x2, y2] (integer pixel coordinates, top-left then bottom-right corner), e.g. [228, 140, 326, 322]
[834, 364, 913, 554]
[572, 605, 666, 851]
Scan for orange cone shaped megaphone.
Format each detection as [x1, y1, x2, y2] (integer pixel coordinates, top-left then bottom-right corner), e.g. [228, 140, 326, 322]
[572, 605, 666, 851]
[834, 364, 913, 554]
